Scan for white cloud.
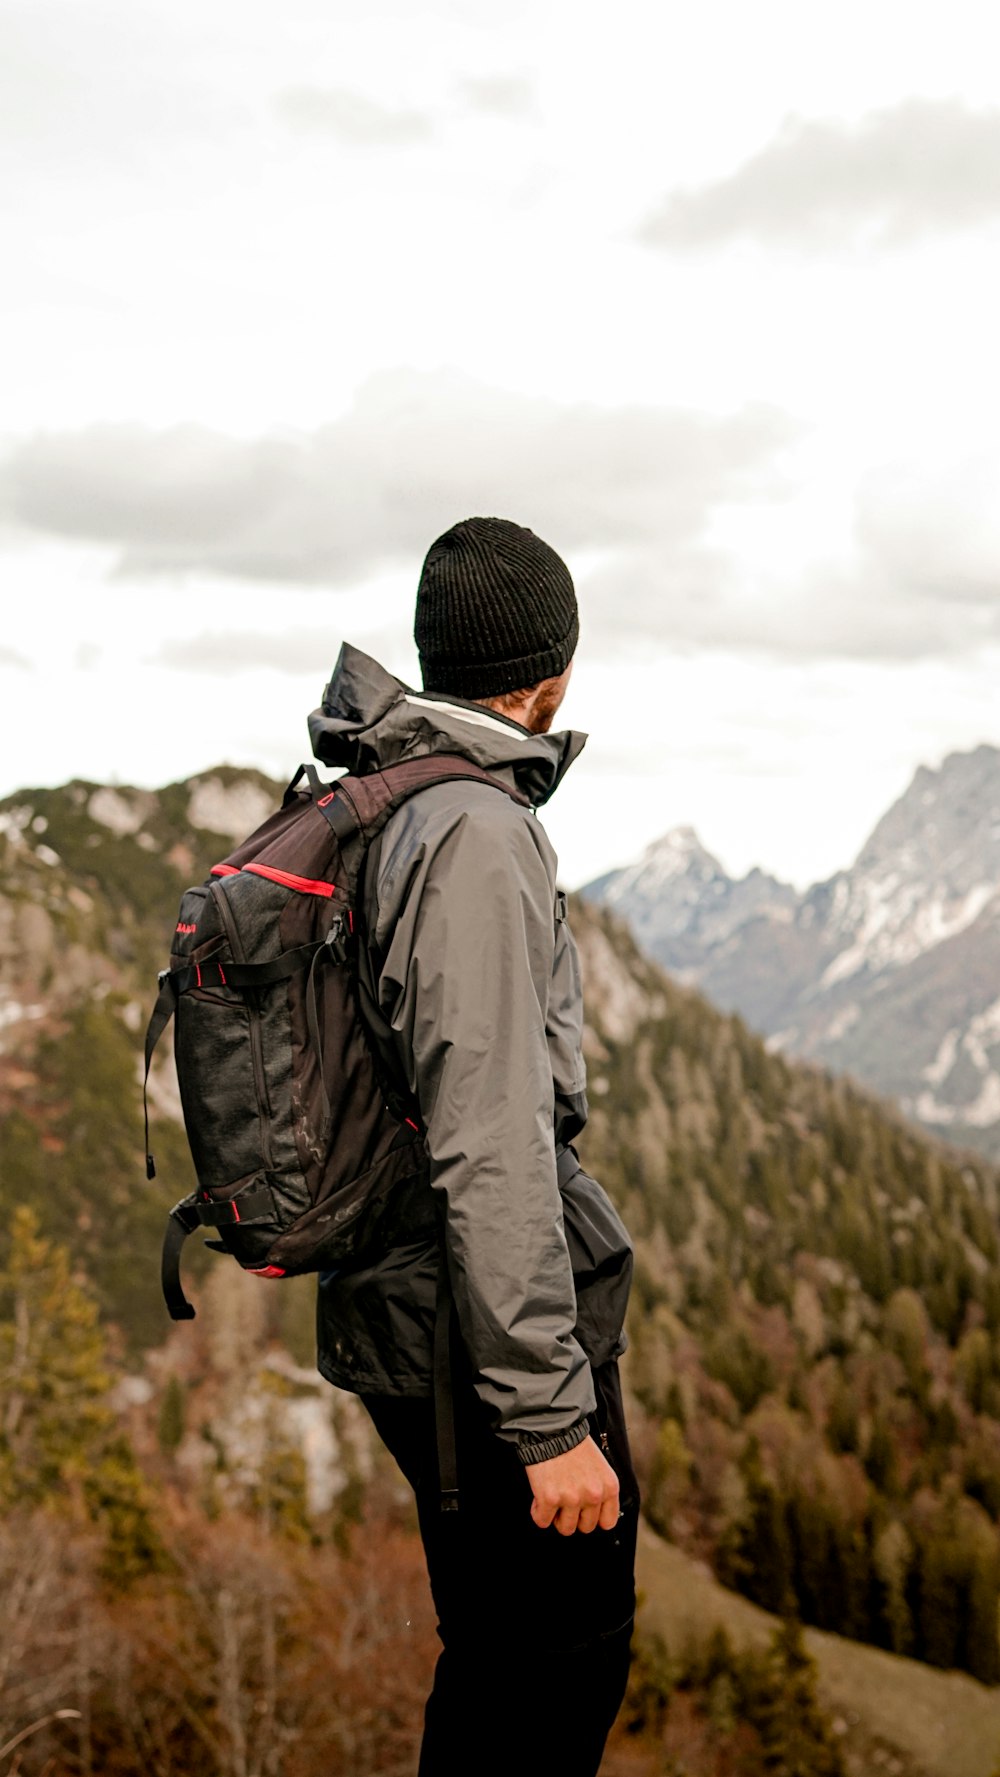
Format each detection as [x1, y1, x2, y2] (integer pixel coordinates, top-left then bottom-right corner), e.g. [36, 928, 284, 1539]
[640, 99, 1000, 252]
[856, 454, 1000, 604]
[154, 627, 367, 674]
[0, 369, 793, 607]
[8, 379, 1000, 671]
[456, 73, 535, 117]
[275, 87, 434, 144]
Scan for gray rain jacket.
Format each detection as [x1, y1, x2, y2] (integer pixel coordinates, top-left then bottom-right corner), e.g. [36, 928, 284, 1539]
[309, 645, 633, 1465]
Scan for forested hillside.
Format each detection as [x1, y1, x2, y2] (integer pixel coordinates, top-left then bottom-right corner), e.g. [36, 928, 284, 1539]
[575, 907, 1000, 1683]
[5, 769, 1000, 1773]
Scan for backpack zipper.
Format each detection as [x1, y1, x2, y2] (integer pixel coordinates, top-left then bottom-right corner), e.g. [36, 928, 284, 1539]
[210, 881, 274, 1169]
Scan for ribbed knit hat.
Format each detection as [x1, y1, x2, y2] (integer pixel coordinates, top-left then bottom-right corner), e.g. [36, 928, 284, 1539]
[414, 516, 579, 698]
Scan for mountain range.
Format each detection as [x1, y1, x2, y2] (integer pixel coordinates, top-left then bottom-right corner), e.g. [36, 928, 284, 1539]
[585, 742, 1000, 1162]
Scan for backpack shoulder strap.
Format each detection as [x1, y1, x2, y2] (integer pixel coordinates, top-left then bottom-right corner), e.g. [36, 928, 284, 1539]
[309, 753, 530, 858]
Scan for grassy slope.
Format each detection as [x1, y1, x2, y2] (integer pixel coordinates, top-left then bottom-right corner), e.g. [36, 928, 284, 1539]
[637, 1521, 1000, 1777]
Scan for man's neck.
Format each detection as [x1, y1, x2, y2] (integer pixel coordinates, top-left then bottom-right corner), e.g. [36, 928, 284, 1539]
[477, 693, 540, 732]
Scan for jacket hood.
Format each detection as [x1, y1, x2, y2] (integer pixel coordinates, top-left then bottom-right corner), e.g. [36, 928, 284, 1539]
[308, 643, 586, 809]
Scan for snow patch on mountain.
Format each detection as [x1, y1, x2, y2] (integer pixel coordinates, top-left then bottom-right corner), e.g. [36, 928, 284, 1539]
[824, 1001, 860, 1042]
[187, 776, 274, 841]
[0, 806, 33, 845]
[923, 1029, 961, 1087]
[913, 1074, 1000, 1130]
[963, 996, 1000, 1069]
[602, 826, 724, 906]
[820, 879, 998, 988]
[89, 786, 156, 836]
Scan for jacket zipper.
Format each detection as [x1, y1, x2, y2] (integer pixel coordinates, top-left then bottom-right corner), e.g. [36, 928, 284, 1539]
[210, 881, 274, 1169]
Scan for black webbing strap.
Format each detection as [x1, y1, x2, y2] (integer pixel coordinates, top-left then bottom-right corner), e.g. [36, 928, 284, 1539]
[304, 949, 330, 1128]
[284, 763, 360, 843]
[299, 762, 364, 842]
[281, 763, 312, 805]
[161, 1199, 199, 1321]
[434, 1244, 459, 1513]
[143, 973, 177, 1179]
[194, 1177, 275, 1225]
[160, 1179, 277, 1320]
[168, 943, 321, 997]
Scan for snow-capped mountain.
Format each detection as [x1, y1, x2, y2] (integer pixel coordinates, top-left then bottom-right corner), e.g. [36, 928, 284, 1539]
[583, 743, 1000, 1161]
[586, 826, 798, 975]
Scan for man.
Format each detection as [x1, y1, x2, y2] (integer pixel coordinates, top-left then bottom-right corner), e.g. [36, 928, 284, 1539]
[309, 517, 637, 1776]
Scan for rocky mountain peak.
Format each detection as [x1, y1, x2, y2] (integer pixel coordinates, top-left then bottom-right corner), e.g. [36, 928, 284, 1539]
[853, 743, 1000, 889]
[585, 738, 1000, 1164]
[584, 824, 796, 975]
[602, 824, 727, 905]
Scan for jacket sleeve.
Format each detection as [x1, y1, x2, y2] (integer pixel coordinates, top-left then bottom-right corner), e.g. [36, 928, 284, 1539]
[372, 789, 595, 1460]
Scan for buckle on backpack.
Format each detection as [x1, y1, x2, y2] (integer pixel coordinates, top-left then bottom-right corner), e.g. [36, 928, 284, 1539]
[325, 917, 349, 965]
[196, 1197, 244, 1227]
[194, 1179, 276, 1227]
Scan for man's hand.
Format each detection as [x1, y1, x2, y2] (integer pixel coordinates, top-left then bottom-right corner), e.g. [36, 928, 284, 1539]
[524, 1435, 620, 1536]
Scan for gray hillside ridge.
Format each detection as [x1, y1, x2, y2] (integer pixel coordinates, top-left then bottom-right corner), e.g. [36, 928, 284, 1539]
[583, 739, 1000, 1167]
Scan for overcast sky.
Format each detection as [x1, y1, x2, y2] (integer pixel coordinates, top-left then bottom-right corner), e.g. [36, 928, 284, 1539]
[3, 0, 1000, 890]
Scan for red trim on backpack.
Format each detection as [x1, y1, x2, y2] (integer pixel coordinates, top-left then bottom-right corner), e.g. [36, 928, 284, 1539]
[404, 1116, 420, 1132]
[243, 863, 335, 898]
[247, 1264, 286, 1277]
[176, 922, 198, 933]
[211, 863, 240, 876]
[317, 792, 336, 807]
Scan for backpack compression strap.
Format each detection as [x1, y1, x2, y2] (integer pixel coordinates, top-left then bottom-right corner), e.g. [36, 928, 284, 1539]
[160, 1175, 279, 1321]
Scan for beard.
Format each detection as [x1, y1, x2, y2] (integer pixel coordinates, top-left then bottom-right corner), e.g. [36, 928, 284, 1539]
[522, 675, 567, 733]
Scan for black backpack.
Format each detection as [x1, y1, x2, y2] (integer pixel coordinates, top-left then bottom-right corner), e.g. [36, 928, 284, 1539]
[144, 756, 527, 1323]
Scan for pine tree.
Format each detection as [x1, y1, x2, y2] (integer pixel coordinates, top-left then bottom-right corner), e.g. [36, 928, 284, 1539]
[250, 1371, 312, 1540]
[157, 1374, 187, 1455]
[873, 1519, 913, 1656]
[0, 1206, 163, 1581]
[646, 1417, 694, 1536]
[85, 1435, 166, 1587]
[722, 1439, 794, 1615]
[0, 1205, 111, 1505]
[956, 1326, 992, 1414]
[745, 1615, 846, 1777]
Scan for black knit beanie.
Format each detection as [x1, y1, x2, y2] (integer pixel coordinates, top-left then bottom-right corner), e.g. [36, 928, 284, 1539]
[414, 516, 579, 698]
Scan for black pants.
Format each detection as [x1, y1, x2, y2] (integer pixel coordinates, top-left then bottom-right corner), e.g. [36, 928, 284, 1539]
[362, 1357, 638, 1777]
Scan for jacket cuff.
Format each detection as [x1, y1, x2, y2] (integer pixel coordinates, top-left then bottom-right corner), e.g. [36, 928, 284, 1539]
[515, 1418, 590, 1467]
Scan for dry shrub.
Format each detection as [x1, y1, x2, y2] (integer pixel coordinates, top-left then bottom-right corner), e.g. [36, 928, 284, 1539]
[1, 1501, 436, 1777]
